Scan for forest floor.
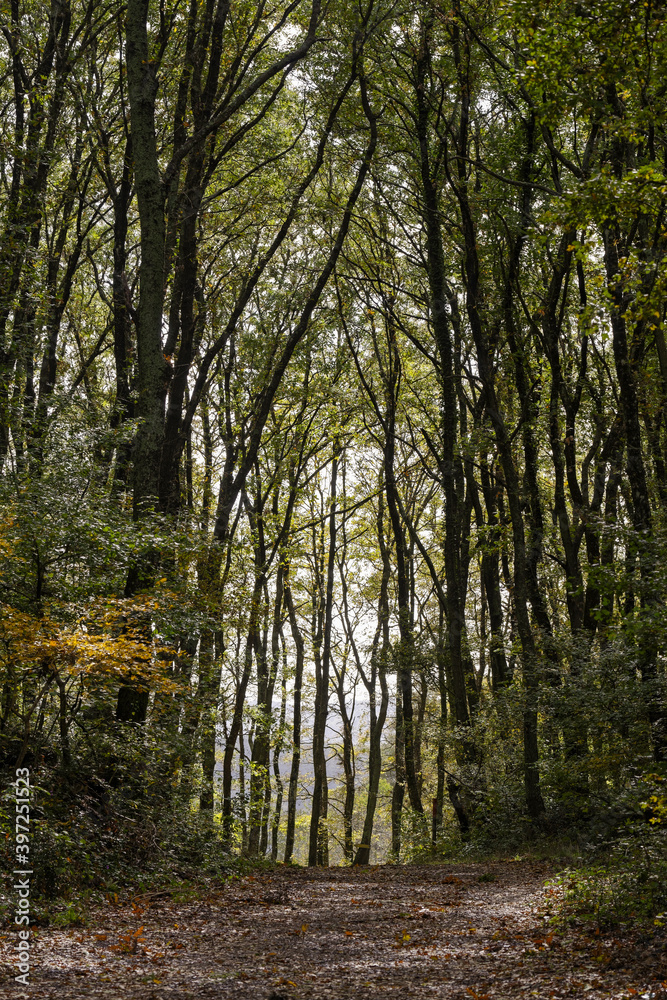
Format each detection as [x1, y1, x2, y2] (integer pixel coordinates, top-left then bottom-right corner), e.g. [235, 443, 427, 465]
[1, 861, 666, 999]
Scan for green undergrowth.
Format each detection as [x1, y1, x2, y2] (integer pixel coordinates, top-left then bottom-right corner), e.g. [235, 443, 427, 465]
[543, 831, 667, 933]
[544, 863, 667, 932]
[0, 853, 283, 929]
[548, 776, 667, 930]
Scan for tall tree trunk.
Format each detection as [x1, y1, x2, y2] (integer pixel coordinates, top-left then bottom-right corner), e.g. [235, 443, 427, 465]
[308, 446, 340, 866]
[125, 0, 168, 519]
[198, 630, 220, 814]
[335, 648, 356, 863]
[221, 576, 262, 846]
[391, 685, 406, 859]
[283, 564, 304, 864]
[433, 609, 448, 843]
[414, 27, 469, 736]
[353, 484, 390, 866]
[271, 651, 287, 862]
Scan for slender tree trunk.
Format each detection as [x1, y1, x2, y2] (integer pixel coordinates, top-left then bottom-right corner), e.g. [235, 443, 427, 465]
[221, 576, 262, 845]
[284, 565, 304, 864]
[308, 446, 340, 866]
[198, 630, 219, 814]
[414, 32, 469, 735]
[434, 610, 448, 843]
[353, 658, 388, 865]
[238, 725, 248, 853]
[248, 574, 271, 856]
[271, 654, 287, 862]
[125, 0, 168, 518]
[353, 484, 390, 866]
[391, 685, 406, 859]
[336, 651, 356, 863]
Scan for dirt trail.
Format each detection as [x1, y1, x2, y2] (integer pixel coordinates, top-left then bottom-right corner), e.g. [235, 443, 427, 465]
[1, 862, 665, 998]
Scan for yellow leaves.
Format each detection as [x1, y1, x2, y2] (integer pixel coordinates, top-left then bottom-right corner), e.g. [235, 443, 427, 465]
[641, 788, 667, 825]
[394, 929, 411, 948]
[0, 598, 185, 698]
[0, 509, 19, 555]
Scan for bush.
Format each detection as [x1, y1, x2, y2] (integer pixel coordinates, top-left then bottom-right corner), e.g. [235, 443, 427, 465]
[545, 769, 667, 929]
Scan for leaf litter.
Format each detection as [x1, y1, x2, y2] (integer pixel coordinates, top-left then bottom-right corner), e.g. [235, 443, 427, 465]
[0, 862, 665, 999]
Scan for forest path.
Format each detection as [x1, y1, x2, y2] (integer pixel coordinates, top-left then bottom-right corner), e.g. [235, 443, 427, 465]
[1, 861, 665, 999]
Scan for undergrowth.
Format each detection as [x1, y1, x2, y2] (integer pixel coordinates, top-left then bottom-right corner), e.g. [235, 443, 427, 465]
[542, 770, 667, 930]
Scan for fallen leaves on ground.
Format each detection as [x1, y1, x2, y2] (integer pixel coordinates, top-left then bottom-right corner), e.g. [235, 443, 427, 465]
[0, 862, 665, 999]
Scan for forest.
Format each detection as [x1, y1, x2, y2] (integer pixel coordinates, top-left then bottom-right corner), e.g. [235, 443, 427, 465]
[0, 0, 666, 928]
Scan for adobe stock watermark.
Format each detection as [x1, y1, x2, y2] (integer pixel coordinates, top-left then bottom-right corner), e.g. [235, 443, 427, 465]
[13, 766, 31, 989]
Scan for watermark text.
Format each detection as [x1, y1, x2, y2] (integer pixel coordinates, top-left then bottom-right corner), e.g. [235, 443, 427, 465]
[13, 767, 31, 987]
